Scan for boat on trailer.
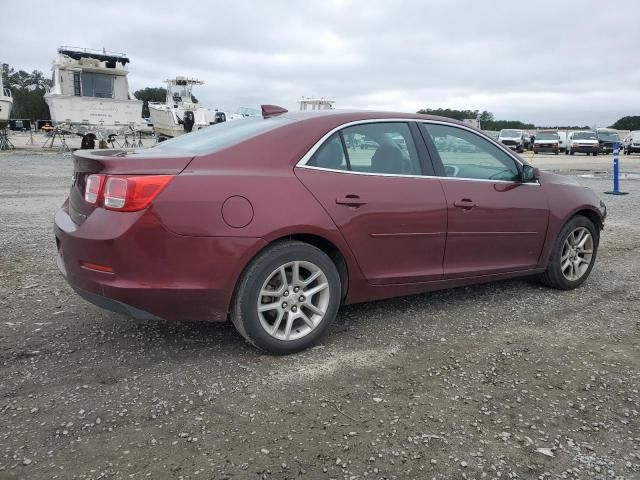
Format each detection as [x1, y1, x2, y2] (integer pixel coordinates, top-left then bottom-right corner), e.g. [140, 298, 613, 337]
[44, 46, 143, 134]
[148, 77, 224, 140]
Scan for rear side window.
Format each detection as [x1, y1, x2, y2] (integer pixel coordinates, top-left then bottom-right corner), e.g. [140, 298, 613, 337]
[309, 134, 349, 171]
[151, 116, 291, 155]
[308, 122, 422, 175]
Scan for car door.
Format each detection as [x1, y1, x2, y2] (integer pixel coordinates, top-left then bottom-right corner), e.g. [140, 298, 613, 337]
[420, 122, 549, 278]
[295, 121, 447, 285]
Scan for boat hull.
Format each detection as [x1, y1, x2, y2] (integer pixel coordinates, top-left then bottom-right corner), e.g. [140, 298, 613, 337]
[44, 94, 143, 130]
[149, 104, 211, 139]
[0, 97, 12, 127]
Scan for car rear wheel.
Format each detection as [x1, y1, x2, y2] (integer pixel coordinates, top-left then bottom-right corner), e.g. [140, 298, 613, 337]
[539, 216, 598, 290]
[231, 241, 341, 354]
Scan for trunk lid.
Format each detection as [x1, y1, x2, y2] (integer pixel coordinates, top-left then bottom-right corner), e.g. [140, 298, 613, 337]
[68, 149, 193, 225]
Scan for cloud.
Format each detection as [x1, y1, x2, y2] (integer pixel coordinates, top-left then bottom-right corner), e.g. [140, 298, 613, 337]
[2, 0, 638, 126]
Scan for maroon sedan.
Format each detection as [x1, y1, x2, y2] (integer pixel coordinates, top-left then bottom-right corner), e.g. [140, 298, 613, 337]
[54, 108, 606, 354]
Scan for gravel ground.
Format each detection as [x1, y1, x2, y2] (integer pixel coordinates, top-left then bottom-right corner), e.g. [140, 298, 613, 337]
[0, 151, 639, 480]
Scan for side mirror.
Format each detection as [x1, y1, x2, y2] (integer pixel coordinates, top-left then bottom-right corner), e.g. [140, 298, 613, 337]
[521, 164, 539, 183]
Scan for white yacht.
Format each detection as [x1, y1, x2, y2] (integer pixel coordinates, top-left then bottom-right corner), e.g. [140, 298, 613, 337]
[44, 47, 143, 132]
[148, 77, 222, 140]
[0, 74, 13, 128]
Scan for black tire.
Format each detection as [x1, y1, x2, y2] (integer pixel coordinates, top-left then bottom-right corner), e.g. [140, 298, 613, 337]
[593, 151, 598, 156]
[539, 216, 599, 290]
[533, 151, 538, 154]
[231, 240, 341, 354]
[570, 149, 574, 155]
[564, 149, 568, 155]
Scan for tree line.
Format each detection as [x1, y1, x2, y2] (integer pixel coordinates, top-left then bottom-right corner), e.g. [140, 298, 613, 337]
[415, 107, 640, 131]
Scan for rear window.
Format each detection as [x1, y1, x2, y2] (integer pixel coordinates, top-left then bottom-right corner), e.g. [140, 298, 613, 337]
[150, 116, 291, 154]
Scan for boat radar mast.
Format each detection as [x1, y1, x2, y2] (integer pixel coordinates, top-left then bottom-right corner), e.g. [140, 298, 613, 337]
[298, 96, 335, 111]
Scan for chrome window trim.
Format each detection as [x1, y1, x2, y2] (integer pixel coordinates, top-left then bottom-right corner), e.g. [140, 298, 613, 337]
[297, 165, 540, 185]
[295, 118, 539, 186]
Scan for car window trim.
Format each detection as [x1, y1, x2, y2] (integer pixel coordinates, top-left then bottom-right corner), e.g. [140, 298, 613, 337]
[298, 118, 442, 178]
[296, 118, 539, 185]
[407, 122, 433, 176]
[337, 132, 352, 171]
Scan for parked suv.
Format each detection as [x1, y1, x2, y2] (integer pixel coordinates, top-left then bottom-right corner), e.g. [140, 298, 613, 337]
[498, 129, 525, 153]
[623, 131, 640, 155]
[567, 131, 599, 156]
[596, 128, 621, 154]
[533, 131, 560, 154]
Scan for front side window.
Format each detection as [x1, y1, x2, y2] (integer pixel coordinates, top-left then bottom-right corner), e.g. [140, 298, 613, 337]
[81, 73, 113, 98]
[308, 122, 422, 175]
[425, 124, 520, 181]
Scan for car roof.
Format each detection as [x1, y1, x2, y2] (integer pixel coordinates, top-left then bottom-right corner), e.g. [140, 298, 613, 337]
[279, 109, 471, 128]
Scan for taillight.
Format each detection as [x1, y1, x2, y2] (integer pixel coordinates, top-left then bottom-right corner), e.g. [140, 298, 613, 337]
[85, 174, 106, 205]
[103, 175, 174, 212]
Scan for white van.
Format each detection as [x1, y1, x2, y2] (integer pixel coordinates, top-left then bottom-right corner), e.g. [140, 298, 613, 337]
[557, 131, 567, 153]
[498, 129, 525, 153]
[566, 131, 599, 156]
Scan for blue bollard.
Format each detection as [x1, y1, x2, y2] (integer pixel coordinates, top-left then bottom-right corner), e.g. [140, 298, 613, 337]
[605, 143, 628, 195]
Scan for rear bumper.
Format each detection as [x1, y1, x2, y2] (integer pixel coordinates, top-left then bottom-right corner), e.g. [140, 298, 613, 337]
[54, 206, 267, 322]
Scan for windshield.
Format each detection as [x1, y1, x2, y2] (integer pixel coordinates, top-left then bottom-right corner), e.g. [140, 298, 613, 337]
[573, 132, 597, 140]
[150, 116, 291, 154]
[500, 129, 521, 137]
[536, 132, 558, 140]
[597, 132, 619, 142]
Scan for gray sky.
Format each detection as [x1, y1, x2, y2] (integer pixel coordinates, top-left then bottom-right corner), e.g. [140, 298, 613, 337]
[2, 0, 639, 126]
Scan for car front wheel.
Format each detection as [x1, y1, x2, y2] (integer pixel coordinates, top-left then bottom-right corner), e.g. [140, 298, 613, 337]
[231, 241, 341, 354]
[539, 216, 599, 290]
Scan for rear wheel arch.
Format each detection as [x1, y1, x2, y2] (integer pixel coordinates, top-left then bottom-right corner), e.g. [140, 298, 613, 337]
[270, 233, 349, 301]
[231, 233, 350, 309]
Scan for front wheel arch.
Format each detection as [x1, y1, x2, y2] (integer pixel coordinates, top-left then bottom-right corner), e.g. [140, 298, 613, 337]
[539, 214, 599, 289]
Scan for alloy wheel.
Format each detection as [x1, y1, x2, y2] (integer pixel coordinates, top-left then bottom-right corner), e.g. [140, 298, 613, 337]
[257, 261, 330, 341]
[560, 227, 594, 281]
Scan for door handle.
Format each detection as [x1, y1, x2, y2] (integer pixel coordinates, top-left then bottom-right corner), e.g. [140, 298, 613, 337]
[336, 194, 367, 207]
[453, 199, 477, 210]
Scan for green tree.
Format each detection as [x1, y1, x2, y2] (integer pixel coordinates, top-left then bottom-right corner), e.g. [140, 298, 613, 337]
[2, 63, 52, 121]
[416, 108, 480, 121]
[134, 87, 167, 118]
[416, 107, 534, 130]
[610, 116, 640, 131]
[479, 110, 494, 122]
